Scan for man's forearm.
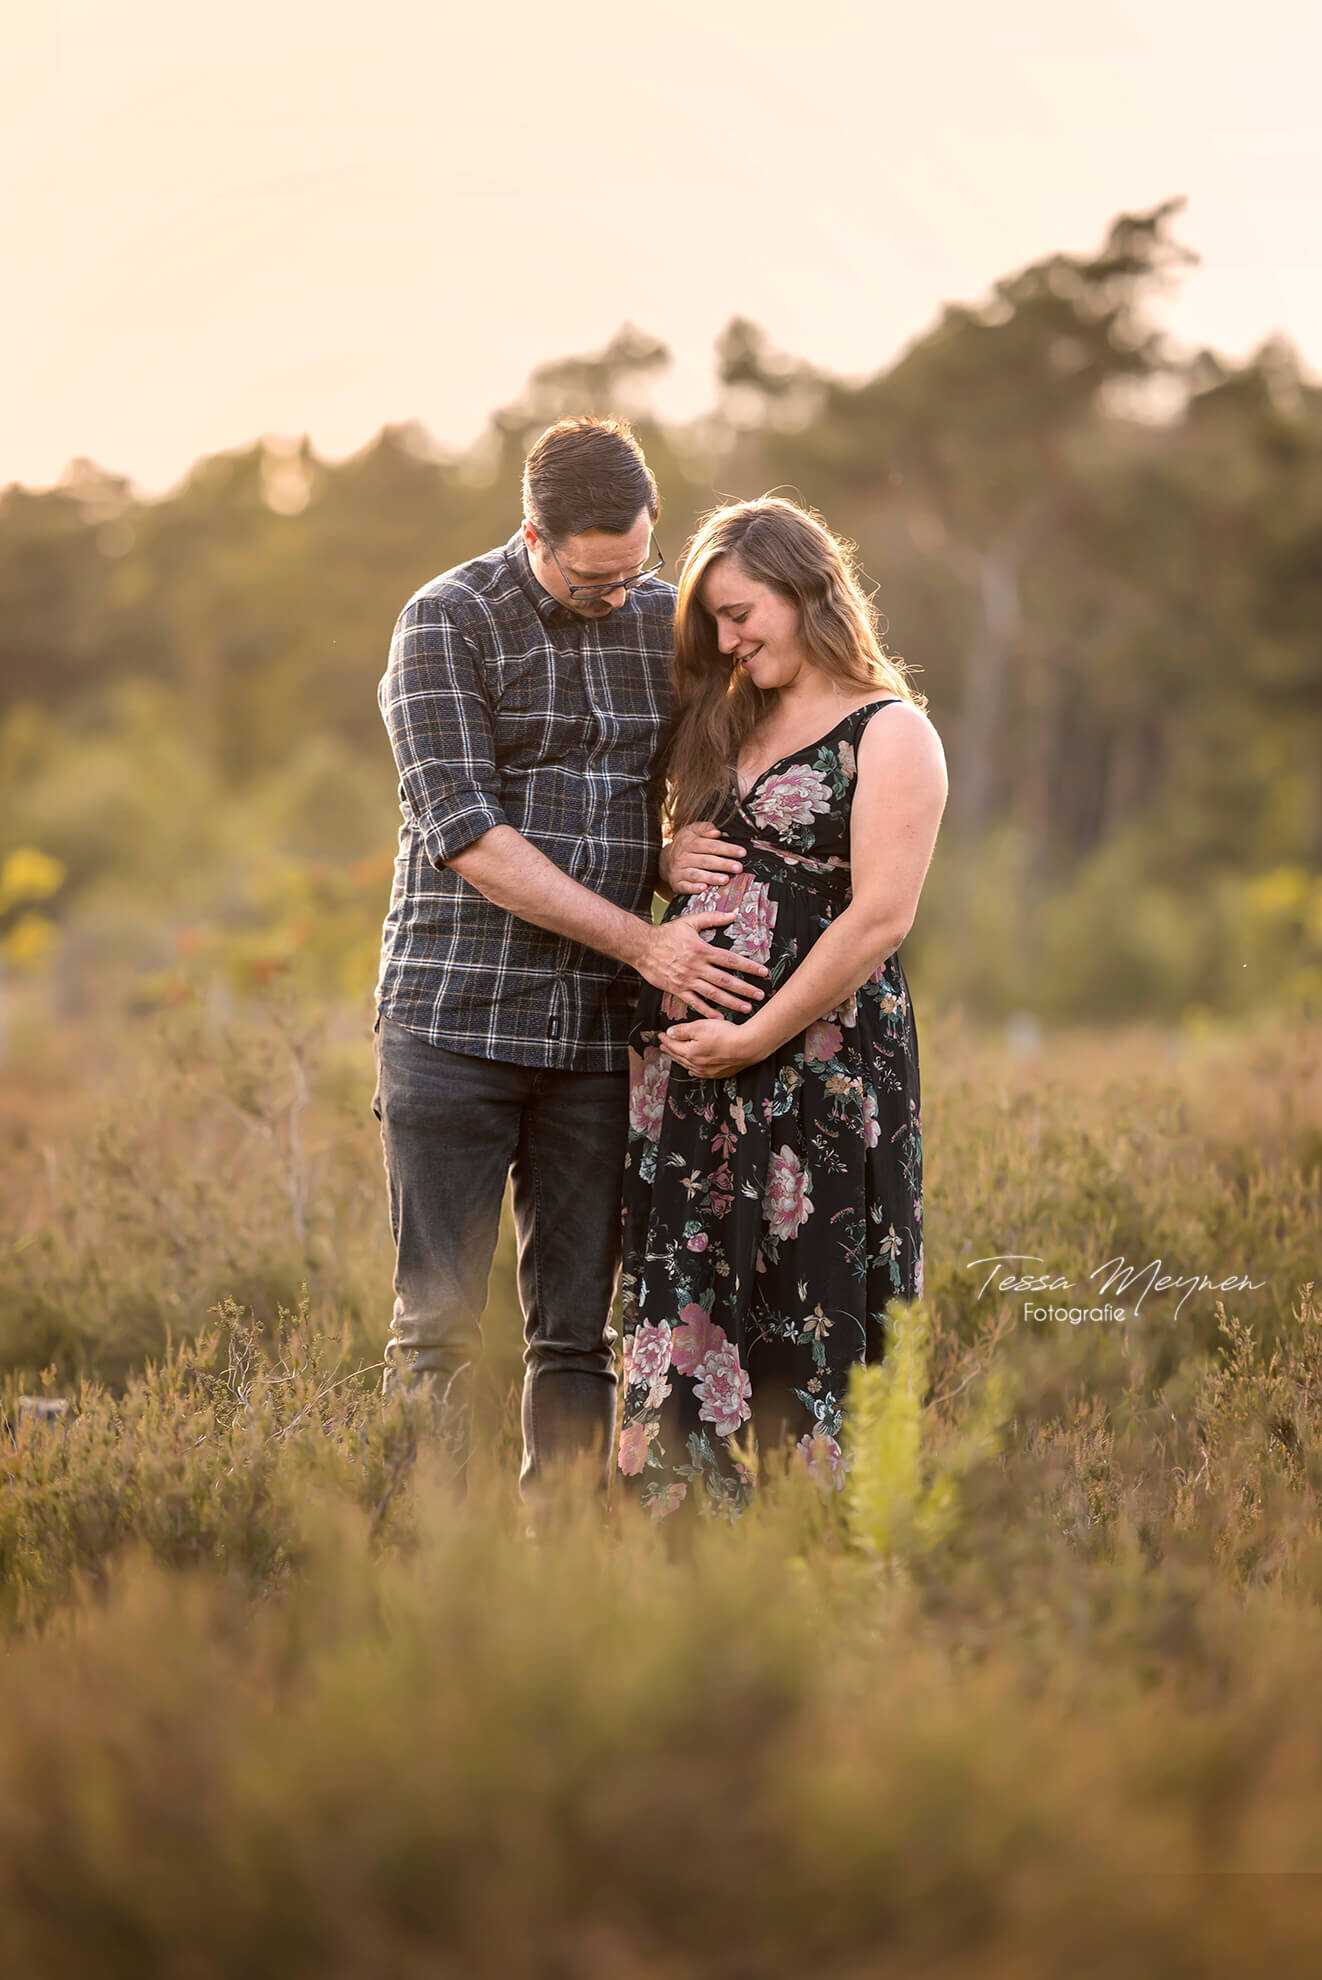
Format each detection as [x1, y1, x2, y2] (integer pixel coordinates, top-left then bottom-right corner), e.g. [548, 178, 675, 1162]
[445, 825, 652, 968]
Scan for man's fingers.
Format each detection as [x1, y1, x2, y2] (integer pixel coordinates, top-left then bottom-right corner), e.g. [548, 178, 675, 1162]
[668, 984, 749, 1017]
[682, 920, 769, 977]
[706, 957, 766, 986]
[697, 983, 755, 1013]
[696, 962, 762, 1003]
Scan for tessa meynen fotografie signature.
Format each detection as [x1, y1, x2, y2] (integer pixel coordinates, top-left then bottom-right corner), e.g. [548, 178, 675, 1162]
[966, 1255, 1267, 1325]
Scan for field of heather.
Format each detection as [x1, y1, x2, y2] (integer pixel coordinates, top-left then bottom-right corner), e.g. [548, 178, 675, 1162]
[2, 1008, 1320, 1976]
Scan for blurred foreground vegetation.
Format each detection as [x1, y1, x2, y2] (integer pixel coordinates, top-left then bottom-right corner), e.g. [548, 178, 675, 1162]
[3, 200, 1322, 1033]
[2, 1010, 1321, 1971]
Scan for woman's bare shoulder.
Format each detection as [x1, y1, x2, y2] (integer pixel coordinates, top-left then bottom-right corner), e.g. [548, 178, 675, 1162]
[858, 697, 943, 747]
[856, 699, 948, 789]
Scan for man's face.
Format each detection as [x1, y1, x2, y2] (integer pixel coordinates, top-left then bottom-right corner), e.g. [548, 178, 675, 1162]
[523, 510, 655, 619]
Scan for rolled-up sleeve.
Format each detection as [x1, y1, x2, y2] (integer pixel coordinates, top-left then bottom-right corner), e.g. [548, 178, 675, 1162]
[379, 594, 508, 866]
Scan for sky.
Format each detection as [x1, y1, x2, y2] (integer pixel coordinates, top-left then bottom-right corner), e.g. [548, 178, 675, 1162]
[3, 0, 1319, 495]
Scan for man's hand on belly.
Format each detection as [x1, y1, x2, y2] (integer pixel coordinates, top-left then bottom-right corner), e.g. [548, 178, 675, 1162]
[446, 824, 764, 1018]
[634, 914, 769, 1021]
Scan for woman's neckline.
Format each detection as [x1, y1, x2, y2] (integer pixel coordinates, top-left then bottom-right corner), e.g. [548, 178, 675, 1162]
[734, 697, 900, 803]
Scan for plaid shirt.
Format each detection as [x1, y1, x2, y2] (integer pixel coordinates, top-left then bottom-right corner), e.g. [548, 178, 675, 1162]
[376, 531, 675, 1069]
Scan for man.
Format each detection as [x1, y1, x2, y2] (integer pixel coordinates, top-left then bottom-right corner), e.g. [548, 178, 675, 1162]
[373, 416, 765, 1495]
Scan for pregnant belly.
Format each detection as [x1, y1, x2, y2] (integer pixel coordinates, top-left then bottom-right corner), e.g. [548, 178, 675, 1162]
[660, 869, 781, 1023]
[658, 849, 888, 1031]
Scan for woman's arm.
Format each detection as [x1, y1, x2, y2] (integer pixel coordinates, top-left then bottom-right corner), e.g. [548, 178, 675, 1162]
[660, 703, 947, 1077]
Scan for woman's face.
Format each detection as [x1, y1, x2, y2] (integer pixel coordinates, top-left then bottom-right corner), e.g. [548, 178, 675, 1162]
[700, 554, 813, 693]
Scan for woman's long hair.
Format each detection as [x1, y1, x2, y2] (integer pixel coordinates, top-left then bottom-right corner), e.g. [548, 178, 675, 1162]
[665, 497, 922, 832]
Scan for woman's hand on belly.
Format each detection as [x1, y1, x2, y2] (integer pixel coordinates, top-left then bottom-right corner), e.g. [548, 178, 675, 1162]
[659, 1017, 765, 1080]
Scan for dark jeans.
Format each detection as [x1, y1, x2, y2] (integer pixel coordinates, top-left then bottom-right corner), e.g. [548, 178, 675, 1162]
[372, 1016, 627, 1494]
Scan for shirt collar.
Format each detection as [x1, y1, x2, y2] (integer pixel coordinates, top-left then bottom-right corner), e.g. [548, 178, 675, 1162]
[501, 529, 637, 631]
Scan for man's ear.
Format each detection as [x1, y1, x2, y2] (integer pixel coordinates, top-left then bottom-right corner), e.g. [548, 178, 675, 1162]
[521, 519, 540, 556]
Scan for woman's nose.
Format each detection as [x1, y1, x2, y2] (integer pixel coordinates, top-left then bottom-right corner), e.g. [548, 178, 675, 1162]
[717, 622, 740, 653]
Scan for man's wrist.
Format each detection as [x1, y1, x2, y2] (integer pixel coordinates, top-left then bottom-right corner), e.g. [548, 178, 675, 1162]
[613, 911, 654, 970]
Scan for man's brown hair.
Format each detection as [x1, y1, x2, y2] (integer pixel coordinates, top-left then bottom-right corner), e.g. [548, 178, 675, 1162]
[522, 417, 659, 546]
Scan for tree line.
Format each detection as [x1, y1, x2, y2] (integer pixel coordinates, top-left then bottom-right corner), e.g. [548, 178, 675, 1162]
[3, 200, 1320, 1022]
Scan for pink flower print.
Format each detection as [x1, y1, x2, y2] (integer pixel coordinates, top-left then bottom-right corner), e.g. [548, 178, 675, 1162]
[693, 1340, 752, 1437]
[763, 1145, 813, 1241]
[648, 1480, 688, 1519]
[624, 1318, 673, 1406]
[747, 763, 832, 835]
[804, 1019, 843, 1064]
[828, 992, 858, 1030]
[861, 1093, 881, 1148]
[747, 764, 833, 835]
[915, 1245, 925, 1297]
[724, 875, 777, 966]
[681, 877, 731, 920]
[797, 1430, 847, 1490]
[671, 1303, 726, 1376]
[837, 739, 857, 781]
[686, 1232, 709, 1253]
[617, 1419, 659, 1475]
[628, 1047, 670, 1140]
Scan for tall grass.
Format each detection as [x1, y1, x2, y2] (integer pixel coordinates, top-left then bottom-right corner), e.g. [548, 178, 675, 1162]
[1, 1007, 1321, 1974]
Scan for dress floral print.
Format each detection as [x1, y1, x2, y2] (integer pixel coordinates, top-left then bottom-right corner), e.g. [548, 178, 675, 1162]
[618, 699, 924, 1518]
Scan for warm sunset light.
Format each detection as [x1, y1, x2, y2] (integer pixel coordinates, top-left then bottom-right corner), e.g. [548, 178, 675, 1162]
[4, 7, 1322, 1971]
[2, 0, 1319, 492]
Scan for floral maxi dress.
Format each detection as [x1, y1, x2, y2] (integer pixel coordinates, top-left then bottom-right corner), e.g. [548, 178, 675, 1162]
[618, 698, 923, 1517]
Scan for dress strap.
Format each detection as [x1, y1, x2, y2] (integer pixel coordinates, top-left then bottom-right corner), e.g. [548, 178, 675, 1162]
[848, 695, 902, 727]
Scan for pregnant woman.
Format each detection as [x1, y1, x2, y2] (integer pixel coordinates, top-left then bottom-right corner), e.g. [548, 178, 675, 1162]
[618, 497, 947, 1518]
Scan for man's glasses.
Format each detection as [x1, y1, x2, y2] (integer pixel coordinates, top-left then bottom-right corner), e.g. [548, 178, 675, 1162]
[546, 533, 665, 600]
